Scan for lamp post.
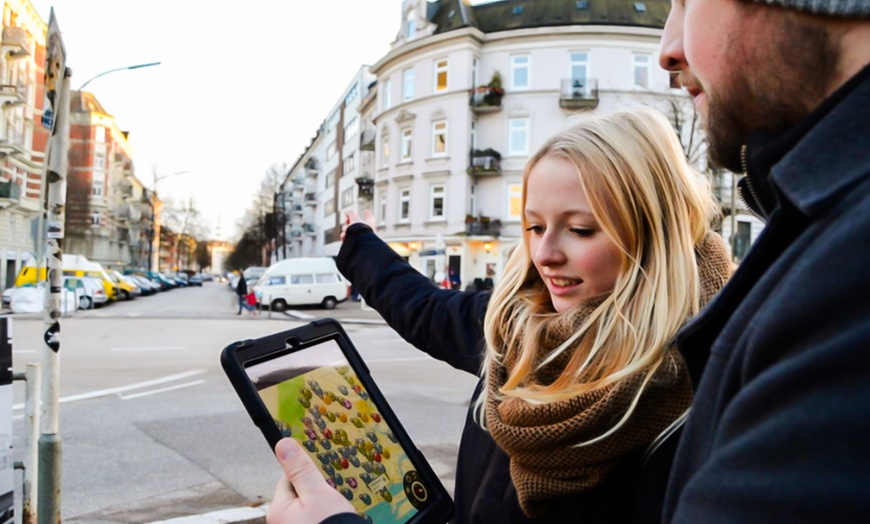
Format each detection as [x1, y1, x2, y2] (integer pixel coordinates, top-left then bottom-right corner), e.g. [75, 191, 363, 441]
[78, 61, 161, 91]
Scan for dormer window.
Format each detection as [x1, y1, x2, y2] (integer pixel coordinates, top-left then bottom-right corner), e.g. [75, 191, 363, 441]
[406, 11, 417, 40]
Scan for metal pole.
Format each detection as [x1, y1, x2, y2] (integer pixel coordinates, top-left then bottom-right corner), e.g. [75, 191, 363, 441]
[39, 13, 69, 518]
[13, 363, 41, 524]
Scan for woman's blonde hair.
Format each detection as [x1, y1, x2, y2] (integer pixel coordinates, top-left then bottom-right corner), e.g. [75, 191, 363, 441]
[477, 107, 718, 430]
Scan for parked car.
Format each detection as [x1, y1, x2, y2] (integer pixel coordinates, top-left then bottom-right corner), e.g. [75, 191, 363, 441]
[187, 274, 203, 287]
[65, 276, 108, 309]
[128, 274, 159, 295]
[3, 283, 38, 309]
[111, 271, 139, 300]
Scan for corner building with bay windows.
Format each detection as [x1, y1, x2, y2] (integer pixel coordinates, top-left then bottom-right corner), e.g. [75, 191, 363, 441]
[281, 0, 755, 289]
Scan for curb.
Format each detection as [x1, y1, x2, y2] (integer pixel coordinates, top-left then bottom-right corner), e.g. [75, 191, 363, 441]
[148, 504, 270, 524]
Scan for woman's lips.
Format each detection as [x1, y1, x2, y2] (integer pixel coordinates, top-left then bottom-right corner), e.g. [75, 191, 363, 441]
[547, 277, 582, 295]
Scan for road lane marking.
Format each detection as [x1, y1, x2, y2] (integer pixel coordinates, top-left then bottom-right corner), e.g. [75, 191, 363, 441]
[119, 380, 205, 400]
[110, 346, 186, 352]
[12, 369, 205, 410]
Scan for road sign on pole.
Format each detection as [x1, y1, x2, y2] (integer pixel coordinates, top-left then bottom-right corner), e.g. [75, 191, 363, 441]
[38, 9, 70, 524]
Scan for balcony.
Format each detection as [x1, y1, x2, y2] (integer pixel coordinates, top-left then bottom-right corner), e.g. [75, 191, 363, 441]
[304, 157, 319, 175]
[0, 180, 21, 208]
[355, 176, 374, 199]
[559, 78, 599, 110]
[0, 139, 24, 157]
[359, 128, 375, 151]
[1, 27, 30, 60]
[467, 149, 502, 176]
[0, 84, 25, 107]
[469, 86, 504, 114]
[303, 223, 315, 235]
[465, 216, 502, 237]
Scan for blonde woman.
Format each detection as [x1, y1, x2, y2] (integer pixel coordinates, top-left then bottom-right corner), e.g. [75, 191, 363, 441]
[267, 107, 733, 524]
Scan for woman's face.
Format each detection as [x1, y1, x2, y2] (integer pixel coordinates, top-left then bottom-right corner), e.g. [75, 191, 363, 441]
[525, 155, 623, 313]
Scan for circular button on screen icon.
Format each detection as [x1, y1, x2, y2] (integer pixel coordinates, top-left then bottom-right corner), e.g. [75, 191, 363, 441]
[403, 470, 429, 509]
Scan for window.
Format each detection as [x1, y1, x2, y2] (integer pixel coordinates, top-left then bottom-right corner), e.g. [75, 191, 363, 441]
[343, 153, 356, 176]
[733, 221, 752, 261]
[429, 184, 445, 220]
[326, 169, 336, 188]
[344, 84, 359, 106]
[344, 117, 358, 141]
[633, 54, 650, 88]
[325, 199, 335, 215]
[511, 55, 530, 90]
[403, 68, 415, 101]
[94, 151, 106, 171]
[326, 140, 337, 160]
[382, 78, 392, 110]
[95, 126, 106, 142]
[290, 274, 314, 285]
[341, 187, 354, 207]
[406, 10, 416, 40]
[90, 210, 101, 226]
[434, 59, 448, 92]
[267, 276, 286, 285]
[381, 134, 390, 166]
[432, 121, 447, 156]
[92, 173, 105, 196]
[378, 191, 387, 225]
[316, 273, 340, 283]
[472, 57, 479, 88]
[508, 118, 530, 156]
[570, 52, 589, 89]
[401, 128, 413, 160]
[399, 188, 411, 222]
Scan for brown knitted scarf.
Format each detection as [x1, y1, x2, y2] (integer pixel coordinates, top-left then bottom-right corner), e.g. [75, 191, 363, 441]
[485, 232, 733, 518]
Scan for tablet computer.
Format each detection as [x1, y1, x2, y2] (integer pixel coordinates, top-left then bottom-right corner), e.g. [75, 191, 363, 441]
[221, 318, 455, 524]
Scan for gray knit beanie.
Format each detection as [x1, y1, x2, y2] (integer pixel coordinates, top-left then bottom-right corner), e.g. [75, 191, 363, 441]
[755, 0, 870, 17]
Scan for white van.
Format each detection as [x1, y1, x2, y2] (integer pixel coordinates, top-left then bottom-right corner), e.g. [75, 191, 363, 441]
[253, 257, 349, 311]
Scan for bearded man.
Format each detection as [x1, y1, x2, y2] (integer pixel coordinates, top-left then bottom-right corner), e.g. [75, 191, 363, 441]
[658, 0, 870, 521]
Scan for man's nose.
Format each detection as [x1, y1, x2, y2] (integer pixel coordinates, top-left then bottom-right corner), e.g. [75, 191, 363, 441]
[659, 9, 685, 72]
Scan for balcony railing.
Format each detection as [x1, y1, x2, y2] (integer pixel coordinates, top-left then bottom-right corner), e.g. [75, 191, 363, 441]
[360, 128, 376, 151]
[559, 78, 599, 110]
[1, 27, 30, 59]
[0, 179, 21, 207]
[469, 86, 504, 113]
[465, 216, 502, 236]
[0, 139, 23, 157]
[467, 149, 502, 176]
[356, 176, 374, 199]
[0, 84, 25, 107]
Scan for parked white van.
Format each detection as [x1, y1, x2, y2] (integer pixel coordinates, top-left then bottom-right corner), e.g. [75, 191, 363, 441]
[253, 257, 349, 311]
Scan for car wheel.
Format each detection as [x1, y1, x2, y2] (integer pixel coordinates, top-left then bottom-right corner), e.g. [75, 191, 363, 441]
[271, 299, 288, 312]
[322, 297, 337, 310]
[79, 296, 93, 310]
[123, 290, 132, 300]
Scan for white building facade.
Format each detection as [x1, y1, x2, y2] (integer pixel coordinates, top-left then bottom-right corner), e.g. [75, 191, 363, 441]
[277, 0, 761, 287]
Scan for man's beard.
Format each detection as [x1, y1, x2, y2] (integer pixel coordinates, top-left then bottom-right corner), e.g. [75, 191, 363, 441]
[702, 16, 838, 172]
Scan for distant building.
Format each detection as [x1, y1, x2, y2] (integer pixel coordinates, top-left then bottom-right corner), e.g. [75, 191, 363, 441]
[67, 90, 153, 271]
[275, 0, 761, 285]
[0, 0, 46, 289]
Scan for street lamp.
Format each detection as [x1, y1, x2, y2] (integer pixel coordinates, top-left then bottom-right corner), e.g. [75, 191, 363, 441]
[78, 61, 161, 91]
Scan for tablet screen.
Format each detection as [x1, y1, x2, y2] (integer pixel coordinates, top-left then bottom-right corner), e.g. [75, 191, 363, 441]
[245, 339, 431, 524]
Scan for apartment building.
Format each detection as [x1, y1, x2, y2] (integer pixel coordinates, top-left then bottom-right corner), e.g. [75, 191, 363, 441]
[0, 0, 45, 289]
[67, 90, 154, 271]
[276, 0, 761, 286]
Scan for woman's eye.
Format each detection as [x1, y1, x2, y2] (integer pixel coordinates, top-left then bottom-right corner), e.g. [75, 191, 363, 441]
[570, 228, 595, 237]
[525, 225, 544, 235]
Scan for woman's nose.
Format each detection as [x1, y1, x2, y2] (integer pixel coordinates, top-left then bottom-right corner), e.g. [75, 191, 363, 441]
[533, 233, 566, 267]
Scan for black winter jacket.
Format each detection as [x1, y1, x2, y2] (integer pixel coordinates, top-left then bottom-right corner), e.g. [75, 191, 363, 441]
[335, 225, 674, 524]
[663, 65, 870, 522]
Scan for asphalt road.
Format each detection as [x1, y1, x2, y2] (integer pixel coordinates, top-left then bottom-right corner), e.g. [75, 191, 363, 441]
[4, 282, 478, 522]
